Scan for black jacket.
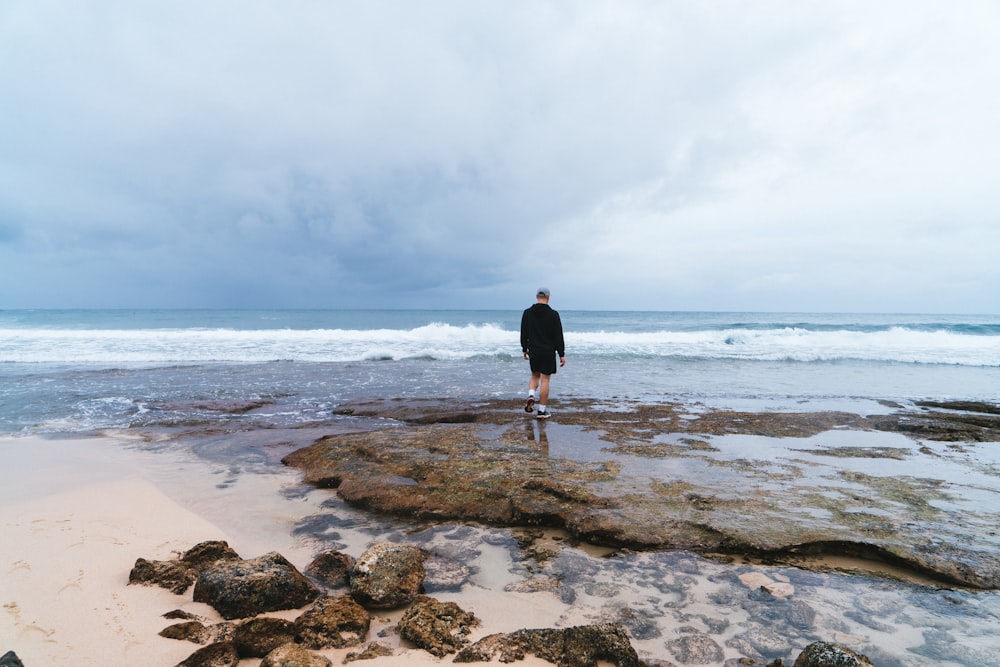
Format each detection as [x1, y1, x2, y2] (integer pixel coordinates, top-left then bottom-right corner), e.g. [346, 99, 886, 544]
[520, 303, 565, 357]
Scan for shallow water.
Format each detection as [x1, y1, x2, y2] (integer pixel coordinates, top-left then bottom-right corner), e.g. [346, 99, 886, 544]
[68, 426, 998, 667]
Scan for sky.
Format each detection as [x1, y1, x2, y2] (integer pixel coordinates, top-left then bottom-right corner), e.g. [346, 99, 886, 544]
[1, 1, 998, 313]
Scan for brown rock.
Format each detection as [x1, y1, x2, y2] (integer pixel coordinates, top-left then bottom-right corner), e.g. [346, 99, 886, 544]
[180, 540, 241, 568]
[260, 643, 332, 667]
[454, 623, 641, 667]
[396, 595, 479, 657]
[233, 616, 297, 658]
[175, 641, 239, 667]
[129, 557, 197, 594]
[344, 642, 395, 662]
[294, 595, 371, 649]
[193, 551, 320, 620]
[160, 621, 213, 644]
[304, 550, 355, 589]
[349, 542, 427, 609]
[281, 400, 1000, 590]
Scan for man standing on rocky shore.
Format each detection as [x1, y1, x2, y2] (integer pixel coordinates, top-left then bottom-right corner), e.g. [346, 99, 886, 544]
[520, 287, 566, 420]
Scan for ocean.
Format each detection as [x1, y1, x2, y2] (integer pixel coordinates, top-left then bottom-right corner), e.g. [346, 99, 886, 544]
[1, 309, 998, 435]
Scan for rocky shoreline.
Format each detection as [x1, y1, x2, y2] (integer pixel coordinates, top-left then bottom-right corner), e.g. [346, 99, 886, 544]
[9, 397, 996, 666]
[283, 397, 1000, 590]
[118, 538, 875, 667]
[147, 397, 999, 665]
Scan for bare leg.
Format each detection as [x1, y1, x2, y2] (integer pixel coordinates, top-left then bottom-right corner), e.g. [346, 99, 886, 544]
[529, 372, 541, 395]
[538, 374, 551, 405]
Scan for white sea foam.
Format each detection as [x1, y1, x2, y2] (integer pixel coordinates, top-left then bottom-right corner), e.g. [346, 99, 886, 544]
[1, 321, 998, 366]
[572, 325, 1000, 365]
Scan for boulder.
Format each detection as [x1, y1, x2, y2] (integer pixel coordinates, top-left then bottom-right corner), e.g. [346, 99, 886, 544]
[193, 551, 320, 619]
[180, 540, 240, 568]
[175, 641, 239, 667]
[794, 641, 875, 667]
[261, 643, 332, 667]
[349, 542, 427, 609]
[233, 617, 298, 658]
[130, 540, 241, 595]
[160, 620, 214, 644]
[396, 595, 479, 657]
[0, 652, 24, 667]
[304, 550, 355, 589]
[454, 623, 641, 667]
[129, 557, 197, 594]
[294, 595, 371, 649]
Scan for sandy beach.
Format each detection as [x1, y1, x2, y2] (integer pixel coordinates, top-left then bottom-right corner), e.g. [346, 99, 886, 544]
[0, 434, 227, 665]
[0, 435, 559, 666]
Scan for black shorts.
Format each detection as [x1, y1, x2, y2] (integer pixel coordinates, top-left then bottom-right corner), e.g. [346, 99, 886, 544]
[529, 352, 558, 375]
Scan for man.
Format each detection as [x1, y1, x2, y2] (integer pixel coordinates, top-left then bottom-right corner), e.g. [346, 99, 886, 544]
[520, 287, 566, 419]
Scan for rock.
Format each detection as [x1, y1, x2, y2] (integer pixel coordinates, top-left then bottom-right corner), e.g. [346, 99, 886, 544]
[423, 552, 472, 591]
[294, 595, 371, 649]
[793, 641, 874, 667]
[233, 617, 298, 658]
[161, 619, 236, 645]
[396, 595, 479, 657]
[728, 627, 790, 661]
[175, 641, 240, 667]
[193, 551, 320, 620]
[129, 557, 197, 594]
[344, 642, 395, 662]
[304, 550, 355, 589]
[130, 540, 240, 595]
[666, 632, 725, 664]
[454, 623, 641, 667]
[0, 652, 24, 667]
[261, 643, 333, 667]
[160, 620, 214, 644]
[349, 542, 427, 609]
[181, 540, 241, 568]
[282, 400, 1000, 589]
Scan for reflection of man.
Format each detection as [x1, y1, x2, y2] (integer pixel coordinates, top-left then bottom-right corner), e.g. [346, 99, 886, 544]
[520, 287, 566, 420]
[524, 419, 549, 454]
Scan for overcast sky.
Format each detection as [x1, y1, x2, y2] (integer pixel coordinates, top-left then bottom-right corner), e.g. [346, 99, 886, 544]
[1, 1, 998, 313]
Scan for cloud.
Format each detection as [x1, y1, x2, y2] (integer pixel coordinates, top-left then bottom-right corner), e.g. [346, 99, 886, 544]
[1, 1, 997, 312]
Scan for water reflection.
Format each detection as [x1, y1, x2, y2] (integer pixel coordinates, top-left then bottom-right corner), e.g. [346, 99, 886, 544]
[523, 418, 549, 453]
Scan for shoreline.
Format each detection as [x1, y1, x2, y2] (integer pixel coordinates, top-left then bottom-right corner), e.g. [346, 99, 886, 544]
[3, 394, 1000, 667]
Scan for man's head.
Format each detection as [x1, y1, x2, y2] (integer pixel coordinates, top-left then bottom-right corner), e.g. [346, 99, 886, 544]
[536, 287, 550, 302]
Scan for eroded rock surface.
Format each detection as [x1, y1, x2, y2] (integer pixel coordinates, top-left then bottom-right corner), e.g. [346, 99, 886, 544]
[396, 595, 479, 657]
[349, 542, 427, 609]
[283, 398, 1000, 588]
[453, 622, 642, 667]
[793, 640, 875, 666]
[175, 641, 239, 667]
[294, 595, 371, 649]
[260, 643, 332, 667]
[193, 551, 320, 619]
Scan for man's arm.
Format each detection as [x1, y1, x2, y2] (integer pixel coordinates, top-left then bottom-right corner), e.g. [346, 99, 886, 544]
[520, 311, 530, 355]
[554, 313, 566, 359]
